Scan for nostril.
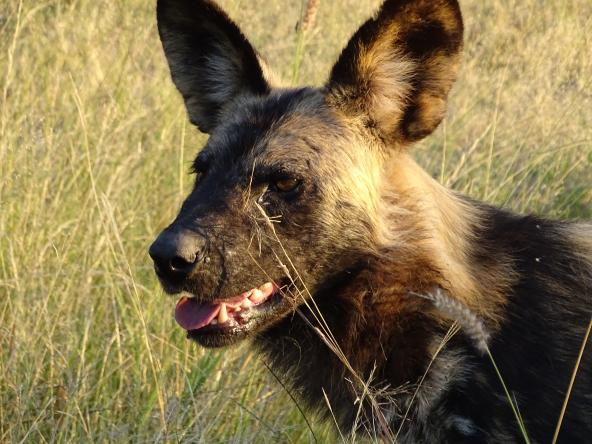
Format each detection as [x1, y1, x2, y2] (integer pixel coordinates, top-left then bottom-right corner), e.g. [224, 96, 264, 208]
[149, 228, 207, 280]
[170, 255, 196, 273]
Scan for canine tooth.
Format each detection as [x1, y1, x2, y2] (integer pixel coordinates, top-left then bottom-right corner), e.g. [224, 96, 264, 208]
[218, 303, 228, 324]
[210, 319, 218, 325]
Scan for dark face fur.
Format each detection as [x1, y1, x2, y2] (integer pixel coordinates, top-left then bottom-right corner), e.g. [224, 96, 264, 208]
[156, 90, 377, 346]
[151, 0, 463, 347]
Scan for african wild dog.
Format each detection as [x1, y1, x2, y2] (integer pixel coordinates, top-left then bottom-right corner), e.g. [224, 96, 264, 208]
[150, 0, 591, 441]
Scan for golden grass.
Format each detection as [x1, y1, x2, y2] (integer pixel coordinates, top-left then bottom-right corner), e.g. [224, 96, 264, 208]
[0, 0, 590, 442]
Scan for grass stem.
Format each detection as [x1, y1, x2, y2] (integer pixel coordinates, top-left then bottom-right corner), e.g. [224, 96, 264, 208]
[551, 317, 592, 444]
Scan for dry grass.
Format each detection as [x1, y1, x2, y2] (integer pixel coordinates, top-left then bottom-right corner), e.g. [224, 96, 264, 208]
[0, 0, 590, 442]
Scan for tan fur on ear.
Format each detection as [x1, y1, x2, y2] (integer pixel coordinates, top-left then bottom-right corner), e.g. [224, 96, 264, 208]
[356, 45, 416, 140]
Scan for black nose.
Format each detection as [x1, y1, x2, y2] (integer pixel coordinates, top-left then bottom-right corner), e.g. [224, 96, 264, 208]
[149, 227, 207, 284]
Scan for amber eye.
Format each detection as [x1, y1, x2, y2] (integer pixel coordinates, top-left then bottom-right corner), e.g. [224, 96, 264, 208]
[273, 177, 301, 193]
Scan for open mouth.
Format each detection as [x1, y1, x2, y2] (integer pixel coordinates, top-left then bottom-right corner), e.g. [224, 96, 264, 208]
[175, 282, 281, 333]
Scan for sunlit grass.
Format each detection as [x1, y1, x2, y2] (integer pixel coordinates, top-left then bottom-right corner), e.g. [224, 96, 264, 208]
[0, 0, 590, 442]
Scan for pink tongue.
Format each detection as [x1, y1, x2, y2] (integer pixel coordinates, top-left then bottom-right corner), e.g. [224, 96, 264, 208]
[175, 296, 220, 331]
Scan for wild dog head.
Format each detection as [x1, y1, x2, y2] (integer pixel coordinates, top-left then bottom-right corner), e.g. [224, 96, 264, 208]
[150, 0, 463, 347]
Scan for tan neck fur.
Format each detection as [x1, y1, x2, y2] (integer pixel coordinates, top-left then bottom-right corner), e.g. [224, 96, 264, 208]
[381, 153, 514, 322]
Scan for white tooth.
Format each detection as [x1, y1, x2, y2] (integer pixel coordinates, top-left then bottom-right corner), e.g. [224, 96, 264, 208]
[218, 303, 228, 324]
[210, 319, 218, 325]
[250, 289, 265, 304]
[259, 282, 273, 293]
[241, 298, 253, 309]
[233, 306, 241, 312]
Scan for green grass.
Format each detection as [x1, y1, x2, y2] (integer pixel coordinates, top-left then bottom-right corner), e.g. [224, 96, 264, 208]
[0, 0, 590, 442]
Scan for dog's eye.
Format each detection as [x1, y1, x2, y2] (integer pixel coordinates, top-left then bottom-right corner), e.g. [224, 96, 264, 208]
[272, 177, 301, 193]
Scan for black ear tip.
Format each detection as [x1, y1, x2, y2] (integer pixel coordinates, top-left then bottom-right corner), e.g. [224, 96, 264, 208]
[157, 0, 217, 21]
[156, 0, 176, 22]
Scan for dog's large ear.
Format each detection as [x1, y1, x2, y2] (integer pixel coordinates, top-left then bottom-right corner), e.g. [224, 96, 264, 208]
[157, 0, 271, 133]
[326, 0, 463, 145]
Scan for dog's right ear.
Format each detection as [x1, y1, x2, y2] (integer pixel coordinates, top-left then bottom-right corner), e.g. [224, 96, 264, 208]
[157, 0, 271, 133]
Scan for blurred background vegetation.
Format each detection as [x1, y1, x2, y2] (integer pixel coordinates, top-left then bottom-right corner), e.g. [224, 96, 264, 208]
[0, 0, 590, 442]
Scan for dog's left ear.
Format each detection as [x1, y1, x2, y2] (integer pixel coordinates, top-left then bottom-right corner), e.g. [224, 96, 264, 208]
[157, 0, 272, 133]
[326, 0, 463, 145]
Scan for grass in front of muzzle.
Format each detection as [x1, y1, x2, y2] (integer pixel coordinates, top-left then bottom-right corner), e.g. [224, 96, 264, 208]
[0, 0, 590, 442]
